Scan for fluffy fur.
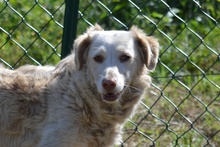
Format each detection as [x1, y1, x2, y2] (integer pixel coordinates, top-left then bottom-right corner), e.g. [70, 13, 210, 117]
[0, 25, 159, 147]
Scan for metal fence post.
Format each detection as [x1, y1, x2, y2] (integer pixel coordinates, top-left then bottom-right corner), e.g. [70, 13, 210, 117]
[61, 0, 79, 59]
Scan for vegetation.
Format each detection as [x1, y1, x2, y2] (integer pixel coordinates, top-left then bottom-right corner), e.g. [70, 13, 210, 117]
[0, 0, 219, 146]
[0, 0, 64, 67]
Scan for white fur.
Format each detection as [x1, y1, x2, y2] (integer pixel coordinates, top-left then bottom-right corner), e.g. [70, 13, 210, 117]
[0, 25, 159, 147]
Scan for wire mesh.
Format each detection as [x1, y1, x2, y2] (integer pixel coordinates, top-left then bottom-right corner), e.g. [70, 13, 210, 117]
[0, 0, 65, 68]
[0, 0, 220, 146]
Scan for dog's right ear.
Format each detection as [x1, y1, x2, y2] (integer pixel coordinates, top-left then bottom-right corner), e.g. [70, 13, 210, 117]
[74, 34, 91, 70]
[74, 24, 104, 70]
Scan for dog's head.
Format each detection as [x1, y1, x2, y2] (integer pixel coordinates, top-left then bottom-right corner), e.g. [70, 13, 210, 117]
[74, 24, 159, 103]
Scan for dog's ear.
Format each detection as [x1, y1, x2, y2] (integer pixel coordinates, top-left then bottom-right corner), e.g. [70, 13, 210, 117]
[130, 26, 159, 70]
[86, 24, 104, 32]
[74, 34, 91, 70]
[74, 24, 104, 70]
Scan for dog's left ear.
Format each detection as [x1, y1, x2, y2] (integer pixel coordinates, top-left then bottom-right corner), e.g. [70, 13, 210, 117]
[74, 24, 104, 70]
[130, 26, 159, 70]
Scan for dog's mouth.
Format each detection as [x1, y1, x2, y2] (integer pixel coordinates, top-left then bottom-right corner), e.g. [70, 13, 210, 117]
[102, 91, 122, 102]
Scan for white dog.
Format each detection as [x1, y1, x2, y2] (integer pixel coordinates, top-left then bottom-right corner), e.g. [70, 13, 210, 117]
[0, 24, 159, 147]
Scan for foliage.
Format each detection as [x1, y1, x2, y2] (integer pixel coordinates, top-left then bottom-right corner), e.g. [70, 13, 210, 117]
[0, 0, 64, 68]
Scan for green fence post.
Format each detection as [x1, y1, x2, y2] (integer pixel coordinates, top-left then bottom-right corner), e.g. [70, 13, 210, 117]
[61, 0, 80, 59]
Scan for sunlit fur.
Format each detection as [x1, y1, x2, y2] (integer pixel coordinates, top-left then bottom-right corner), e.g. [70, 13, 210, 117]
[0, 24, 159, 147]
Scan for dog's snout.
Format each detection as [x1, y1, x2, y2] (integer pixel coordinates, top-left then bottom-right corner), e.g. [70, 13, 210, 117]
[102, 79, 116, 90]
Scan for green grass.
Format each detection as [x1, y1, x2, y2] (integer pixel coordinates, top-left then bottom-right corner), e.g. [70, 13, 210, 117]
[122, 74, 220, 146]
[0, 0, 64, 67]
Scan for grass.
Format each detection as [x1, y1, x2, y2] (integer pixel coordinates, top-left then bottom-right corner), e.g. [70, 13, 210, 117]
[0, 0, 64, 68]
[121, 74, 220, 146]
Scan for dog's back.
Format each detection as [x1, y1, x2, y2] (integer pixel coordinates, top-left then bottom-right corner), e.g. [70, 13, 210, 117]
[0, 67, 49, 147]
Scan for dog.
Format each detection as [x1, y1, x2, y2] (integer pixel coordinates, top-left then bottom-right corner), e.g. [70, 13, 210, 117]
[0, 24, 159, 147]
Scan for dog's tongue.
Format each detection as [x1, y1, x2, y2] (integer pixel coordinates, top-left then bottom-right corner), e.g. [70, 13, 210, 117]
[103, 93, 119, 102]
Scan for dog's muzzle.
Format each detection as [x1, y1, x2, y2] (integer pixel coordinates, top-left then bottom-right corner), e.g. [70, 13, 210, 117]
[103, 92, 122, 102]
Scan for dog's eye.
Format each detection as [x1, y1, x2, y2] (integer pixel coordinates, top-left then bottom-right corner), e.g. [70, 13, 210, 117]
[119, 54, 131, 62]
[94, 55, 104, 63]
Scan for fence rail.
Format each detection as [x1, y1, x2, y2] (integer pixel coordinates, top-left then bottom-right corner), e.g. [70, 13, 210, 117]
[0, 0, 220, 146]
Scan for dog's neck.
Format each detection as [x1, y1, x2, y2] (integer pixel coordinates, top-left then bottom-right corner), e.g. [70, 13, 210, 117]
[49, 63, 151, 146]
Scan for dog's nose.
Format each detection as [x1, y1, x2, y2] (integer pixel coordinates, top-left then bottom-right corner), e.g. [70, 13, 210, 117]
[102, 79, 116, 90]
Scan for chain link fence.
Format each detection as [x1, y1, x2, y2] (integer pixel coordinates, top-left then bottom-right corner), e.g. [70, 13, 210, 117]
[0, 0, 65, 68]
[0, 0, 220, 146]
